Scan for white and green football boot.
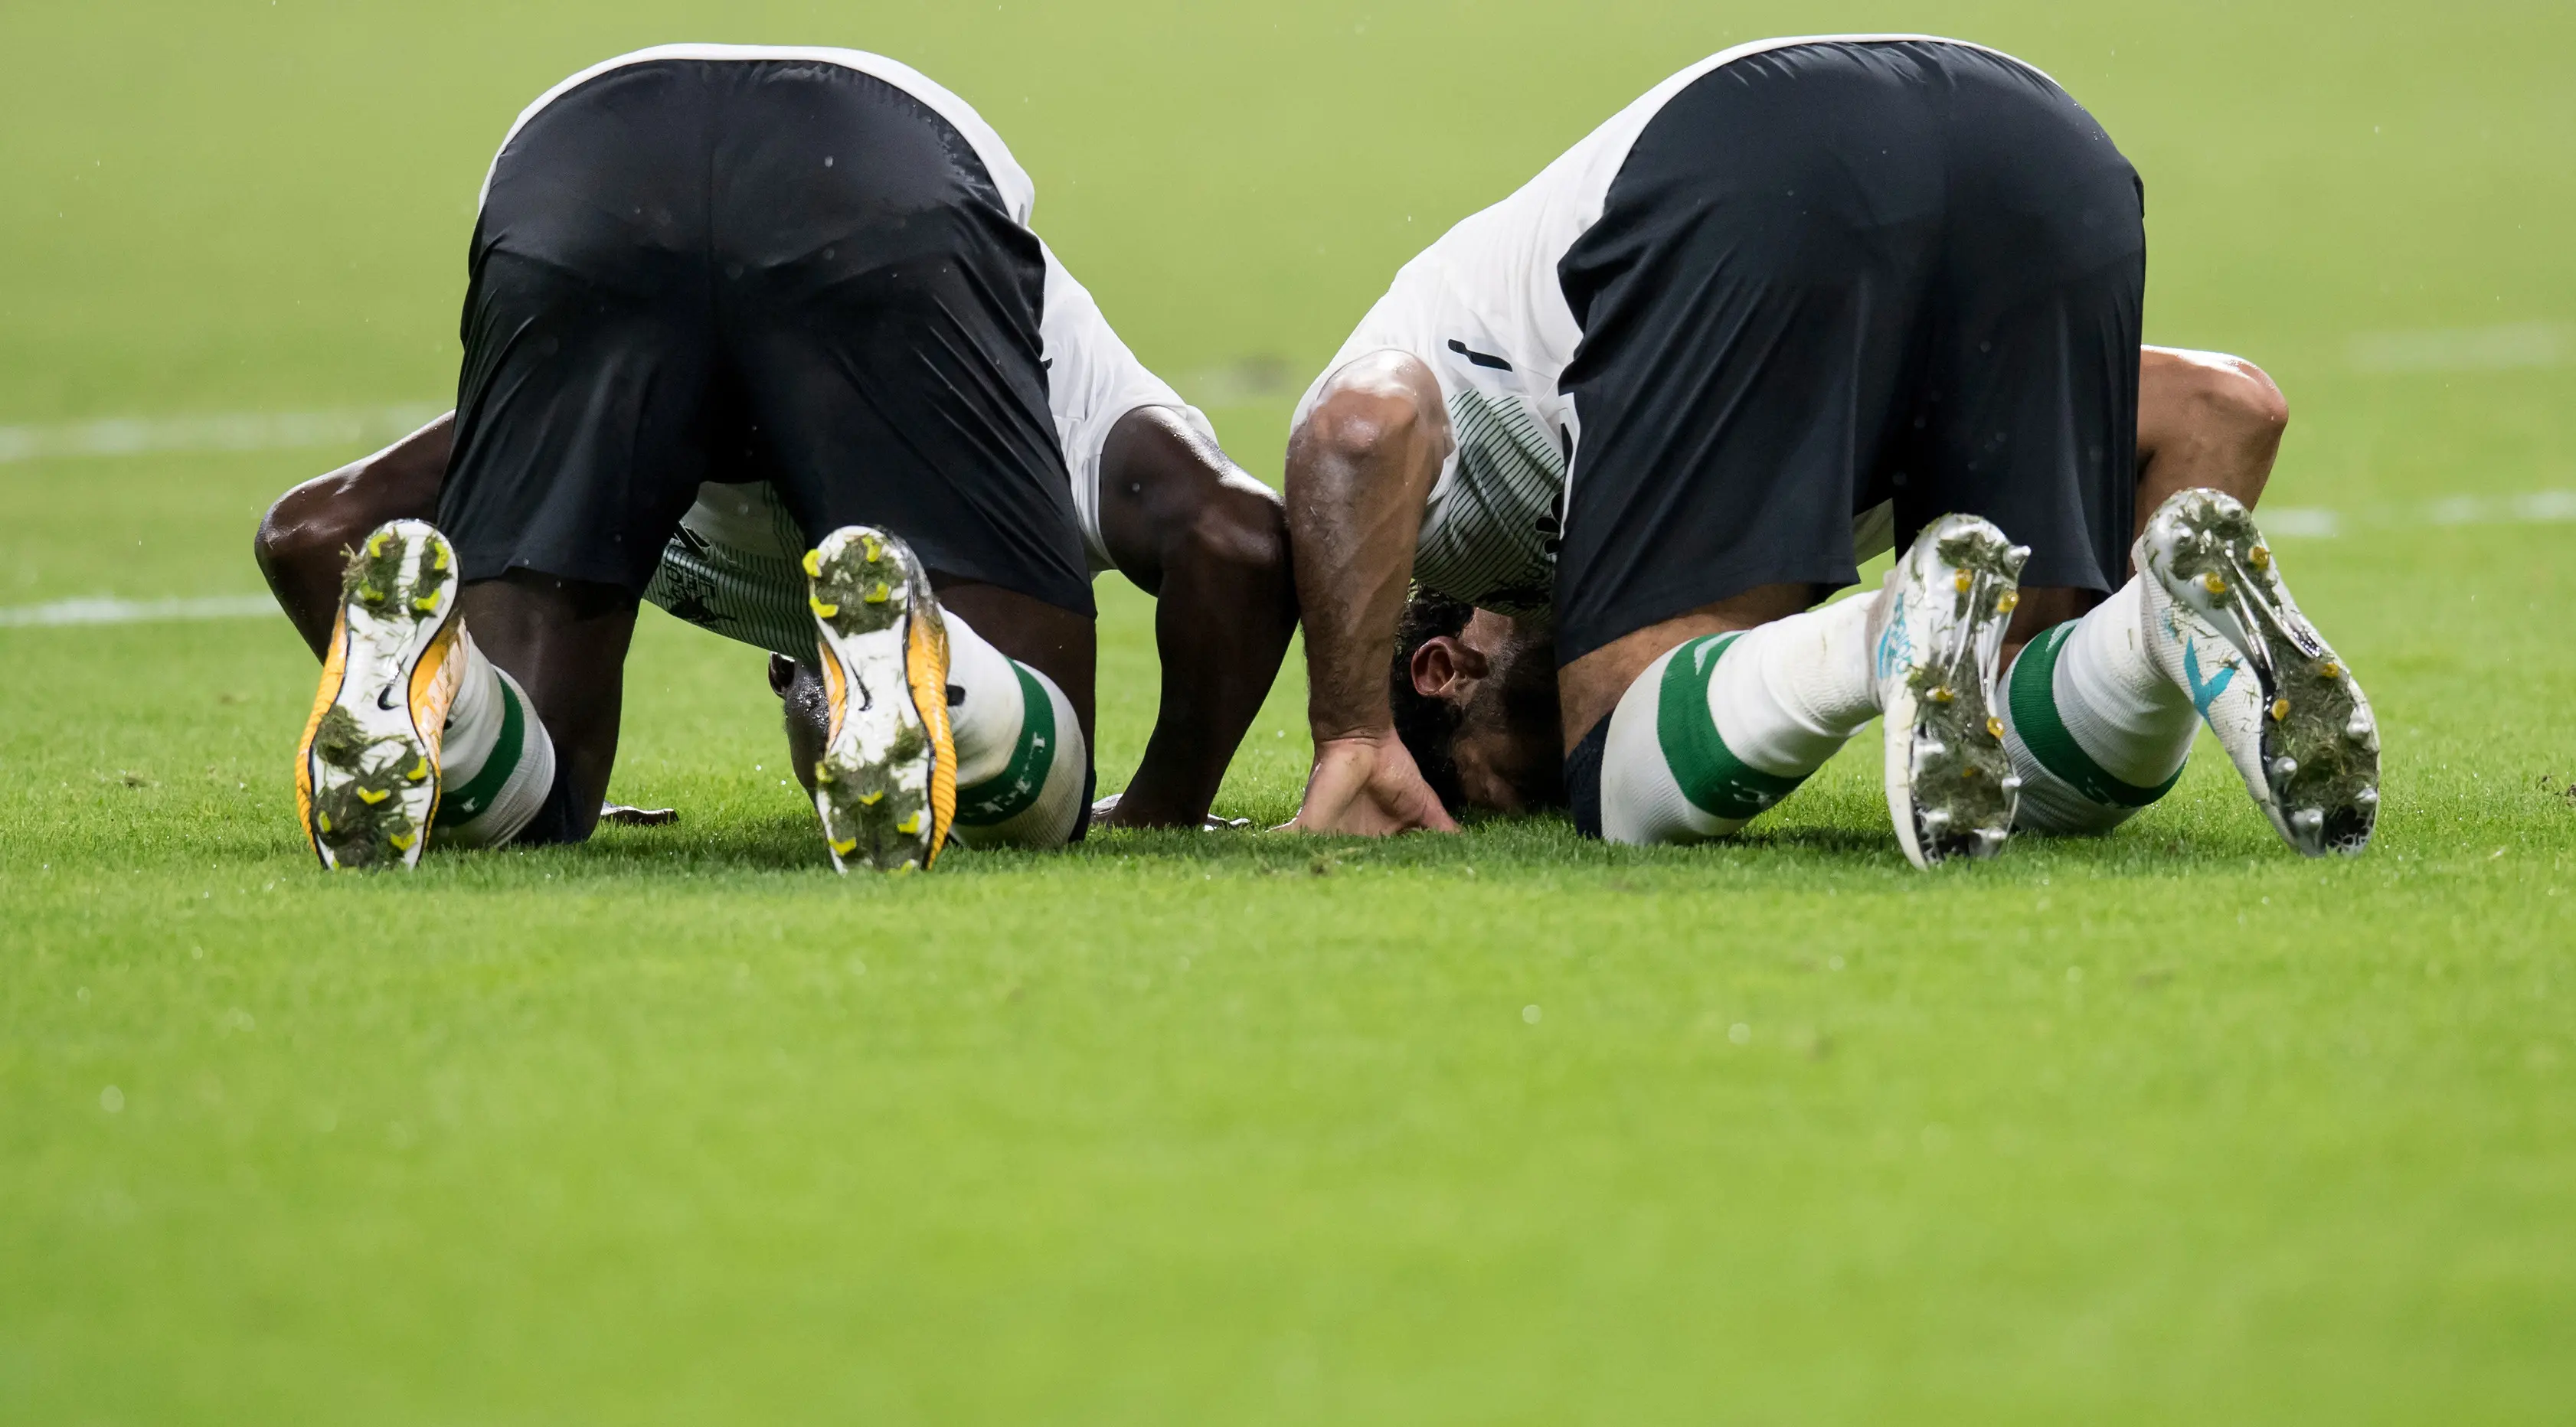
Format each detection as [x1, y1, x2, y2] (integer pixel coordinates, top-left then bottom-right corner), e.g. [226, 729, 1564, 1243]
[1874, 514, 2031, 869]
[2139, 488, 2378, 856]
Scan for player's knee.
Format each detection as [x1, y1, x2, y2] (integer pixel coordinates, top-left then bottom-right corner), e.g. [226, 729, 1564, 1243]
[2196, 354, 2290, 462]
[254, 475, 381, 583]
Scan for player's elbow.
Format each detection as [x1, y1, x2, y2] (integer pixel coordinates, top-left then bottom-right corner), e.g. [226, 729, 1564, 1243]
[1290, 361, 1438, 478]
[1171, 479, 1293, 596]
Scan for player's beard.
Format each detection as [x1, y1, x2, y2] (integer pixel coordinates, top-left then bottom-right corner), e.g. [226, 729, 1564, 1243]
[1459, 617, 1566, 811]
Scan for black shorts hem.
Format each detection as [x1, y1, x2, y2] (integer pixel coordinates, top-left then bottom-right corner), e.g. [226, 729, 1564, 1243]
[1564, 714, 1613, 840]
[455, 547, 660, 597]
[1555, 559, 1859, 667]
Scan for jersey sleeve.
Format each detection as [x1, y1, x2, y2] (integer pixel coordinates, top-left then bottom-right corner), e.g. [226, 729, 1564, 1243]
[1040, 243, 1221, 574]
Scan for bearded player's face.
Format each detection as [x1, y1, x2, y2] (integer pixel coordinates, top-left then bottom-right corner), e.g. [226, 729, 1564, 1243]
[1435, 611, 1564, 814]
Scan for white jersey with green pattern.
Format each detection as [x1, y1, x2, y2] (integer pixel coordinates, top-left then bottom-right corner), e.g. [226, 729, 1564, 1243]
[642, 482, 816, 660]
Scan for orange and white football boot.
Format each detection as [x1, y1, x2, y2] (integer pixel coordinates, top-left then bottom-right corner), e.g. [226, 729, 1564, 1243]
[293, 520, 464, 870]
[803, 525, 956, 873]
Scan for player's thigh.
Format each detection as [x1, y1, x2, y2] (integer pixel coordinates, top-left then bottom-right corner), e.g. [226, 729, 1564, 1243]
[731, 247, 1085, 614]
[712, 65, 1093, 621]
[456, 569, 641, 831]
[1901, 44, 2146, 593]
[1553, 45, 1945, 666]
[933, 580, 1097, 746]
[441, 60, 730, 596]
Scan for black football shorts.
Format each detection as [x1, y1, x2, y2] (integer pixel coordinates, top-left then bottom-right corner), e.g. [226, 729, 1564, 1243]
[440, 55, 1092, 615]
[1553, 38, 2144, 662]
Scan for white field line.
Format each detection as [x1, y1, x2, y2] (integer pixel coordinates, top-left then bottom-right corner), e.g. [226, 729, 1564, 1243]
[0, 478, 2565, 629]
[2261, 489, 2576, 540]
[0, 595, 280, 628]
[0, 403, 445, 465]
[2346, 322, 2570, 374]
[2250, 507, 2344, 538]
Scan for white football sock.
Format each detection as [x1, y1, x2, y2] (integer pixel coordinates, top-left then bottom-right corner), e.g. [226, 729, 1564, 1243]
[1999, 578, 2197, 833]
[431, 631, 557, 848]
[943, 612, 1087, 849]
[1599, 596, 1878, 845]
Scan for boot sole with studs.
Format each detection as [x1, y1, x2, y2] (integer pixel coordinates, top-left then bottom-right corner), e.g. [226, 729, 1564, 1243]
[1881, 514, 2031, 869]
[805, 526, 956, 874]
[294, 520, 461, 870]
[2144, 489, 2378, 856]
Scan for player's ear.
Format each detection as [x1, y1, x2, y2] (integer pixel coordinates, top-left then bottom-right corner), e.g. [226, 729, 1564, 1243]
[1410, 636, 1489, 699]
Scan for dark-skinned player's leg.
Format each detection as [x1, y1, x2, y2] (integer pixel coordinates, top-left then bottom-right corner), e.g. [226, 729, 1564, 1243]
[256, 416, 453, 657]
[773, 577, 1093, 799]
[290, 519, 608, 868]
[258, 417, 682, 830]
[452, 570, 639, 847]
[293, 56, 731, 870]
[773, 409, 1294, 833]
[939, 581, 1098, 746]
[721, 63, 1101, 863]
[266, 421, 1119, 838]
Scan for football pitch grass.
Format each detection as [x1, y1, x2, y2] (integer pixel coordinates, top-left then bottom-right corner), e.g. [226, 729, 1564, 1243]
[4, 1, 2572, 1420]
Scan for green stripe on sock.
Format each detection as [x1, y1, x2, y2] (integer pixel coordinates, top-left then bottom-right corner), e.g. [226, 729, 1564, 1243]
[1658, 634, 1809, 822]
[2006, 624, 2183, 809]
[433, 677, 525, 828]
[956, 661, 1056, 827]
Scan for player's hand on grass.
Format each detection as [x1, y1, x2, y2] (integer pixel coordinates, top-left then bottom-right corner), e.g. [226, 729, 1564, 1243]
[1286, 733, 1460, 836]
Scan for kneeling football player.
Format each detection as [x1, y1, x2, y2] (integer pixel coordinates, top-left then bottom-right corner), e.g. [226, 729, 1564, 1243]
[257, 45, 1293, 872]
[1381, 348, 2375, 857]
[1284, 37, 2378, 863]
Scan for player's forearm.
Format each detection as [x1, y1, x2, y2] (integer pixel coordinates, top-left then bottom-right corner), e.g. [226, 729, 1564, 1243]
[1090, 408, 1297, 824]
[1113, 524, 1297, 825]
[1283, 387, 1443, 742]
[254, 413, 455, 655]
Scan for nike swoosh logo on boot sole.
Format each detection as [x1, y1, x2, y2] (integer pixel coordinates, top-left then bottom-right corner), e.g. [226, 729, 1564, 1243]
[2184, 641, 2238, 718]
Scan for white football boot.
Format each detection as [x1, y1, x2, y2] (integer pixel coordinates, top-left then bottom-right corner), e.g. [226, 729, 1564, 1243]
[294, 520, 464, 870]
[804, 525, 956, 873]
[2138, 488, 2378, 856]
[1875, 514, 2031, 868]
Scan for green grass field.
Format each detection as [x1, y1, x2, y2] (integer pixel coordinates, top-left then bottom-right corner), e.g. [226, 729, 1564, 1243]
[5, 1, 2573, 1420]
